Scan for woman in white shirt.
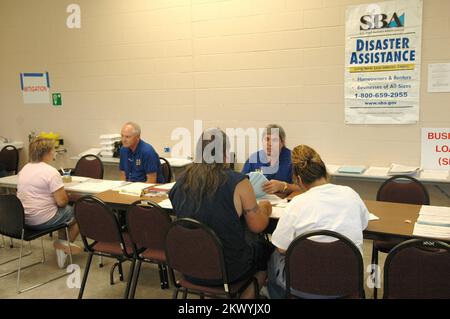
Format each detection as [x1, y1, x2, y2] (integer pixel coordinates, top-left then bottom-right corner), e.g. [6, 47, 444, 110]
[267, 145, 369, 298]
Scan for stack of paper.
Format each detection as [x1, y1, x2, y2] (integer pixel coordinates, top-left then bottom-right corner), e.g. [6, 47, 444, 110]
[114, 182, 155, 196]
[248, 171, 268, 198]
[337, 166, 367, 174]
[387, 163, 420, 176]
[99, 134, 121, 157]
[413, 205, 450, 239]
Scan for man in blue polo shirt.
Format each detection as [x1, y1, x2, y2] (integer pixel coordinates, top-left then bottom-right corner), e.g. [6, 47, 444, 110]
[119, 122, 165, 183]
[242, 124, 300, 196]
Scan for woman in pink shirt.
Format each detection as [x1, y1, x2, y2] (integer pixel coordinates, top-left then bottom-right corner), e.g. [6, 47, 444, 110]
[17, 137, 81, 268]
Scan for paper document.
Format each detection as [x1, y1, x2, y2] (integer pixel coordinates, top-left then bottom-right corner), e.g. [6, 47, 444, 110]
[338, 166, 367, 174]
[155, 198, 173, 210]
[151, 182, 176, 191]
[369, 213, 379, 221]
[78, 148, 102, 157]
[417, 214, 450, 227]
[257, 194, 286, 206]
[70, 176, 90, 183]
[388, 163, 420, 176]
[364, 166, 390, 177]
[419, 205, 450, 217]
[248, 172, 268, 198]
[66, 180, 125, 193]
[413, 223, 450, 239]
[115, 182, 155, 196]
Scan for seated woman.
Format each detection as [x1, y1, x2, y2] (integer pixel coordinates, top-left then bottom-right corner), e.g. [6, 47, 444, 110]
[241, 124, 300, 196]
[17, 137, 82, 269]
[169, 128, 273, 298]
[267, 145, 369, 299]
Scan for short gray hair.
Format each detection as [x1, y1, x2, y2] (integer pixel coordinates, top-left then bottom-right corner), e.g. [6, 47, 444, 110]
[263, 124, 286, 143]
[123, 122, 141, 136]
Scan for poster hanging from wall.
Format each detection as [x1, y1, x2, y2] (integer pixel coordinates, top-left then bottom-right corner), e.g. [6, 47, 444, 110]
[345, 0, 423, 124]
[20, 72, 50, 104]
[421, 128, 450, 170]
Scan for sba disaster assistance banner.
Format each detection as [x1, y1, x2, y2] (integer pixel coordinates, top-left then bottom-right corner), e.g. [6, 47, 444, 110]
[345, 0, 423, 124]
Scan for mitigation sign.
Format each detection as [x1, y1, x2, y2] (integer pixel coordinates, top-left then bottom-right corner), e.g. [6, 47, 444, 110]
[20, 72, 51, 104]
[345, 0, 423, 124]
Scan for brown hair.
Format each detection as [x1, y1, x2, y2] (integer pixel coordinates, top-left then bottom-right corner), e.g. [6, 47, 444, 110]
[180, 128, 230, 211]
[291, 145, 328, 185]
[29, 137, 55, 163]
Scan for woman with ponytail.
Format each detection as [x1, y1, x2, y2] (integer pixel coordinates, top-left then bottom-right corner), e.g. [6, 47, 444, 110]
[267, 145, 369, 298]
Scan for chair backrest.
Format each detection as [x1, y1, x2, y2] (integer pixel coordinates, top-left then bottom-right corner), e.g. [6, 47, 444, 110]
[126, 201, 172, 253]
[74, 195, 126, 253]
[74, 154, 104, 179]
[0, 145, 19, 175]
[285, 230, 365, 299]
[165, 218, 227, 284]
[377, 175, 430, 205]
[0, 194, 25, 239]
[384, 239, 450, 299]
[159, 157, 172, 183]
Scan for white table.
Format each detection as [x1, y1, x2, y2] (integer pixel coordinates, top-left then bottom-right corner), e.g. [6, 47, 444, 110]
[326, 164, 450, 201]
[326, 164, 450, 185]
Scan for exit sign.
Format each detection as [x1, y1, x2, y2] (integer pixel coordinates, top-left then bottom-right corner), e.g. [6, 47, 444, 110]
[52, 93, 62, 106]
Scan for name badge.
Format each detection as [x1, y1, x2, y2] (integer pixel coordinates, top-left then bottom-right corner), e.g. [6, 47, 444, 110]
[136, 159, 141, 166]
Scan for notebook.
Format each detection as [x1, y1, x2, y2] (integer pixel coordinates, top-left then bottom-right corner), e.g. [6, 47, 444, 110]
[387, 163, 420, 176]
[337, 166, 367, 174]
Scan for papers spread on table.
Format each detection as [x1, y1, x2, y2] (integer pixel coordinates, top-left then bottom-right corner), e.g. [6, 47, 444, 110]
[419, 170, 449, 180]
[114, 182, 155, 196]
[248, 171, 268, 198]
[337, 166, 367, 174]
[150, 182, 176, 192]
[66, 180, 125, 193]
[387, 163, 420, 176]
[413, 205, 450, 239]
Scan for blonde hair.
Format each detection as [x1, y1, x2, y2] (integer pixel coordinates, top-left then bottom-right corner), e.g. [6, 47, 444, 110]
[291, 145, 328, 185]
[29, 137, 54, 163]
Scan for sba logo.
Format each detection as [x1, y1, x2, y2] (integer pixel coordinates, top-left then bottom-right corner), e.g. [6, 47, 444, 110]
[360, 12, 404, 30]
